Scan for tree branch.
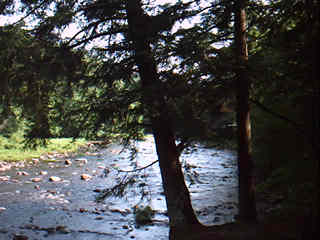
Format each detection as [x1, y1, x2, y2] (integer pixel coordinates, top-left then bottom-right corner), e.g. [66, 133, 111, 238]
[116, 159, 159, 173]
[250, 98, 304, 132]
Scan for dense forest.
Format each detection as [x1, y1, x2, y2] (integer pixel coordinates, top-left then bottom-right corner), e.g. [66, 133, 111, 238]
[0, 0, 319, 239]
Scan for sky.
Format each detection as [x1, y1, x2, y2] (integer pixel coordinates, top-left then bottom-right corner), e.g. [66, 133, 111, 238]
[0, 0, 202, 35]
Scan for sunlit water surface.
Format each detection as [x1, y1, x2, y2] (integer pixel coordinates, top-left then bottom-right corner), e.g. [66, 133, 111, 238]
[0, 137, 237, 240]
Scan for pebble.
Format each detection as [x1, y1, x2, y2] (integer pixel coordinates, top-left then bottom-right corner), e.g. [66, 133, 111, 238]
[17, 171, 29, 176]
[0, 163, 11, 171]
[13, 235, 28, 240]
[79, 208, 87, 213]
[49, 176, 61, 182]
[65, 159, 72, 165]
[81, 174, 92, 181]
[0, 176, 10, 181]
[39, 171, 48, 175]
[31, 158, 40, 164]
[75, 158, 88, 164]
[31, 177, 42, 182]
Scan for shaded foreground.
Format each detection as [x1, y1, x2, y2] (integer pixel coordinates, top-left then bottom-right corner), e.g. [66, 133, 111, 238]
[1, 139, 306, 240]
[0, 139, 238, 239]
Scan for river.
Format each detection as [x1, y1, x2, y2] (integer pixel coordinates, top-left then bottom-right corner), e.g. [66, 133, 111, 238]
[0, 136, 238, 240]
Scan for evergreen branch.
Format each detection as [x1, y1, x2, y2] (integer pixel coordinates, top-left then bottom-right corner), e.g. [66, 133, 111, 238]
[116, 160, 159, 173]
[250, 98, 303, 131]
[12, 0, 49, 26]
[67, 28, 127, 49]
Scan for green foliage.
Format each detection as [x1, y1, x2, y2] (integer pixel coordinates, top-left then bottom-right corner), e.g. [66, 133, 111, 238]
[0, 132, 87, 162]
[134, 205, 155, 226]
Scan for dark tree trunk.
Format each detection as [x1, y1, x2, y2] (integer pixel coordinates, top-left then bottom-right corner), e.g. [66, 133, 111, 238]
[125, 1, 201, 237]
[234, 0, 257, 222]
[305, 0, 320, 238]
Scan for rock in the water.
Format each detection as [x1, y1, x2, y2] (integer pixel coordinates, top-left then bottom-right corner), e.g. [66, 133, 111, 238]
[0, 176, 10, 181]
[75, 158, 88, 164]
[31, 177, 42, 182]
[49, 176, 61, 182]
[0, 207, 6, 212]
[31, 158, 40, 164]
[39, 171, 48, 175]
[81, 174, 92, 181]
[0, 163, 11, 171]
[13, 235, 28, 240]
[65, 159, 72, 165]
[17, 171, 29, 176]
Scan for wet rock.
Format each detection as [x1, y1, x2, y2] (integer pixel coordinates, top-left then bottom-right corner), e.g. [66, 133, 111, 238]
[109, 207, 131, 216]
[56, 225, 70, 234]
[0, 163, 11, 171]
[79, 208, 88, 213]
[65, 159, 72, 165]
[95, 216, 104, 220]
[49, 176, 61, 182]
[34, 185, 40, 190]
[47, 190, 57, 194]
[23, 224, 40, 230]
[17, 171, 29, 176]
[0, 207, 6, 212]
[0, 176, 10, 181]
[39, 171, 48, 175]
[93, 188, 102, 193]
[80, 173, 92, 181]
[31, 158, 40, 164]
[122, 225, 129, 229]
[31, 177, 42, 182]
[0, 228, 8, 233]
[75, 158, 88, 164]
[13, 235, 29, 240]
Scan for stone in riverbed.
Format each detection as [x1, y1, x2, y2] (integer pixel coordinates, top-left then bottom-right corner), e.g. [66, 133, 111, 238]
[0, 163, 11, 171]
[49, 176, 62, 182]
[0, 176, 10, 181]
[65, 159, 72, 165]
[13, 234, 28, 240]
[39, 171, 48, 175]
[75, 158, 88, 164]
[17, 171, 29, 176]
[31, 158, 40, 164]
[31, 177, 42, 182]
[81, 174, 92, 181]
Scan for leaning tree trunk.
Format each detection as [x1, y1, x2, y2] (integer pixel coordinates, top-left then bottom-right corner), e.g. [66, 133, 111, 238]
[125, 1, 201, 238]
[234, 0, 257, 222]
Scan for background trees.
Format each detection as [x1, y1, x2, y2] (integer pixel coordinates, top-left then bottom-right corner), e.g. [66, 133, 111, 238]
[1, 0, 319, 238]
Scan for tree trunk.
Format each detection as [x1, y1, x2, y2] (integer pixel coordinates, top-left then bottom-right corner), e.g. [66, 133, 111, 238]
[234, 0, 257, 222]
[305, 0, 320, 238]
[125, 1, 201, 237]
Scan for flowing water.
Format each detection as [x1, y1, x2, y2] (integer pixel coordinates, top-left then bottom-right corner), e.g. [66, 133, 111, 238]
[0, 137, 238, 239]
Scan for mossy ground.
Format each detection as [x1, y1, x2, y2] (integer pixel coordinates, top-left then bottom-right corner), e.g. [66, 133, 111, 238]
[0, 134, 87, 162]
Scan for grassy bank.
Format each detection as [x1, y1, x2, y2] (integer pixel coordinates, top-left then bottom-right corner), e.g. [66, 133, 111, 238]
[0, 135, 88, 162]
